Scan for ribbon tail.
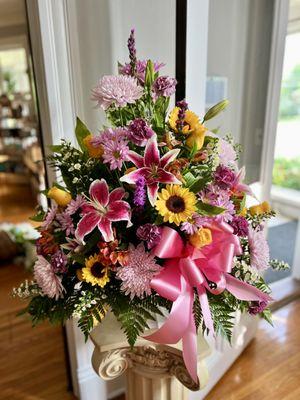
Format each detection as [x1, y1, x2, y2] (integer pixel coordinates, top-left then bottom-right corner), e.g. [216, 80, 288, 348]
[182, 312, 198, 384]
[197, 285, 215, 336]
[226, 274, 273, 302]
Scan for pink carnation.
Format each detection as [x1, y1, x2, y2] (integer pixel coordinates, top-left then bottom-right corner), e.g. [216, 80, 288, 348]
[34, 256, 65, 299]
[116, 243, 162, 299]
[92, 75, 143, 110]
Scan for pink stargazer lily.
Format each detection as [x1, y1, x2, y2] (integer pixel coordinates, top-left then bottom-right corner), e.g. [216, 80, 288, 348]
[120, 135, 181, 205]
[75, 179, 131, 243]
[232, 167, 255, 197]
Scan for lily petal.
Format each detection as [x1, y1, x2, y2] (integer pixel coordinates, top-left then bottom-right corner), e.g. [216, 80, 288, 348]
[127, 150, 144, 168]
[98, 217, 114, 242]
[75, 211, 100, 243]
[158, 169, 182, 185]
[120, 167, 149, 184]
[106, 200, 131, 221]
[147, 182, 159, 206]
[160, 148, 180, 168]
[144, 135, 160, 167]
[89, 179, 109, 207]
[109, 187, 125, 203]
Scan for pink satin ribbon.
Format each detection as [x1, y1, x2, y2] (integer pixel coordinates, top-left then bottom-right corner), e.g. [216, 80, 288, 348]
[144, 222, 272, 383]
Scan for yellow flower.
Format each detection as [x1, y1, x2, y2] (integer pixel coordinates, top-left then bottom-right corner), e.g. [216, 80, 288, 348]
[169, 107, 201, 134]
[186, 124, 206, 151]
[48, 186, 72, 207]
[83, 134, 104, 158]
[249, 201, 272, 216]
[156, 185, 197, 225]
[189, 228, 212, 249]
[82, 254, 110, 287]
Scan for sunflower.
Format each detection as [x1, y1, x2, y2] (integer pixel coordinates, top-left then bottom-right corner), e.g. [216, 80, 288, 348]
[156, 185, 197, 225]
[82, 253, 110, 287]
[168, 107, 201, 134]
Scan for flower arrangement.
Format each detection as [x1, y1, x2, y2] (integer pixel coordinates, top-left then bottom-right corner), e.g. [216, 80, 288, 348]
[14, 30, 286, 383]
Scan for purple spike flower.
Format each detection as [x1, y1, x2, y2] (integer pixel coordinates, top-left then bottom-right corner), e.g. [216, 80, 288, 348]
[176, 100, 188, 131]
[128, 28, 137, 75]
[133, 176, 146, 207]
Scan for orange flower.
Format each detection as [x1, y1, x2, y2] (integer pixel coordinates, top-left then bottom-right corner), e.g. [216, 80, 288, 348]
[83, 134, 104, 158]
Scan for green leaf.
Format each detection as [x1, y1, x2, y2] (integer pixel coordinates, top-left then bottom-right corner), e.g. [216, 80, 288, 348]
[261, 308, 273, 326]
[145, 60, 155, 88]
[184, 172, 208, 193]
[30, 207, 46, 222]
[203, 100, 229, 122]
[49, 144, 63, 153]
[75, 117, 91, 152]
[196, 201, 225, 216]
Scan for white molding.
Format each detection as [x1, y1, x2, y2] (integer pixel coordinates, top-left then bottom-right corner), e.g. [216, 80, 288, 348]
[260, 0, 289, 201]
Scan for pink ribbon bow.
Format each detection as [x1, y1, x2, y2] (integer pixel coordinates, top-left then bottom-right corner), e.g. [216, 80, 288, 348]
[144, 222, 272, 383]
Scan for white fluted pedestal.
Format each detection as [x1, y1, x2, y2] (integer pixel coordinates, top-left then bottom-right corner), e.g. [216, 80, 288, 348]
[90, 313, 211, 400]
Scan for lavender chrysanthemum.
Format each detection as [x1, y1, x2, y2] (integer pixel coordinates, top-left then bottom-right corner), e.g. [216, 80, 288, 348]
[153, 76, 177, 98]
[119, 60, 165, 84]
[248, 226, 270, 271]
[92, 75, 143, 110]
[128, 118, 154, 146]
[200, 184, 235, 222]
[56, 212, 75, 236]
[66, 195, 85, 215]
[133, 176, 146, 207]
[180, 214, 211, 234]
[41, 205, 57, 229]
[116, 243, 162, 299]
[34, 256, 64, 299]
[136, 223, 162, 249]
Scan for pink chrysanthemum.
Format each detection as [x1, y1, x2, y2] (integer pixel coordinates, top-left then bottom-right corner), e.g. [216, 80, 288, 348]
[248, 226, 270, 271]
[91, 127, 128, 146]
[103, 140, 130, 170]
[116, 243, 162, 299]
[41, 205, 57, 229]
[200, 184, 235, 222]
[92, 75, 143, 110]
[66, 195, 85, 215]
[34, 256, 65, 299]
[180, 214, 211, 234]
[56, 212, 75, 236]
[119, 60, 165, 84]
[219, 139, 237, 167]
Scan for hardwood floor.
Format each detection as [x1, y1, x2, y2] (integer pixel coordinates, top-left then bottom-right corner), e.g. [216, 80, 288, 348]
[0, 183, 75, 400]
[206, 300, 300, 399]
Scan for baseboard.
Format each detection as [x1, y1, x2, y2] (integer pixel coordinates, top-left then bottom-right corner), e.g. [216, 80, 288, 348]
[270, 276, 300, 311]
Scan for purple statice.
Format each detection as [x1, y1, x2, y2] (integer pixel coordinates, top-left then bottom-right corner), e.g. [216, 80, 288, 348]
[66, 195, 85, 215]
[230, 215, 249, 237]
[92, 75, 143, 110]
[128, 118, 154, 146]
[91, 128, 130, 170]
[136, 223, 162, 249]
[127, 28, 137, 75]
[200, 184, 235, 222]
[51, 250, 67, 273]
[41, 205, 57, 229]
[181, 214, 211, 235]
[153, 76, 177, 98]
[248, 300, 268, 315]
[214, 165, 236, 189]
[119, 60, 165, 84]
[133, 176, 146, 207]
[248, 226, 270, 271]
[176, 100, 188, 131]
[56, 212, 75, 236]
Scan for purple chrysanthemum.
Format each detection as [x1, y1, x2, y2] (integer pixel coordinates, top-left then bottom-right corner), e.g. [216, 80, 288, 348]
[200, 184, 235, 222]
[56, 212, 75, 236]
[41, 205, 57, 229]
[116, 243, 162, 299]
[119, 60, 165, 84]
[133, 176, 146, 207]
[92, 75, 143, 110]
[102, 140, 130, 170]
[128, 118, 154, 146]
[180, 214, 211, 234]
[34, 256, 65, 299]
[51, 250, 68, 273]
[214, 165, 236, 189]
[136, 223, 162, 249]
[230, 216, 249, 237]
[66, 195, 85, 215]
[153, 76, 177, 98]
[248, 300, 268, 315]
[248, 226, 270, 271]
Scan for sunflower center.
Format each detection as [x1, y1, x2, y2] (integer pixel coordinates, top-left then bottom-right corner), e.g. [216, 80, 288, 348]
[166, 195, 186, 213]
[91, 262, 106, 278]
